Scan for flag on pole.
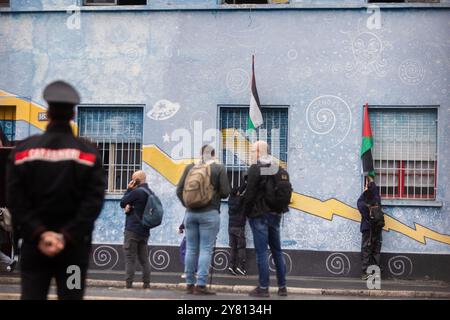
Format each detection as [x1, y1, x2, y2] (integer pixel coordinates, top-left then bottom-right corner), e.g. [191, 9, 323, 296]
[361, 103, 376, 177]
[248, 55, 263, 130]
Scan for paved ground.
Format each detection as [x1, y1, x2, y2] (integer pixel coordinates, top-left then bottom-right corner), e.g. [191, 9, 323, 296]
[1, 270, 449, 299]
[85, 269, 450, 292]
[0, 283, 440, 300]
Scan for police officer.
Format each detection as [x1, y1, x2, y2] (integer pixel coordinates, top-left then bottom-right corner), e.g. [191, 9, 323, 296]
[6, 81, 105, 300]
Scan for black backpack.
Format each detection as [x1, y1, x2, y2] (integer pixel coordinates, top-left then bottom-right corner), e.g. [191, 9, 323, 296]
[263, 166, 293, 214]
[368, 204, 385, 229]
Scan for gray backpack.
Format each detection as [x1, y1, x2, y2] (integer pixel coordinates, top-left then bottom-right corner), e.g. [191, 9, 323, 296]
[182, 164, 214, 209]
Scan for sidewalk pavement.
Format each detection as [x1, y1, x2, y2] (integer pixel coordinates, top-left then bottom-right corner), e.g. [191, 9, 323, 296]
[1, 270, 449, 299]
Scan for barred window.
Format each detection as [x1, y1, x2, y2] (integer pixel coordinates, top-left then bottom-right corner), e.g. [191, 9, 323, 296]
[370, 108, 437, 200]
[0, 106, 16, 144]
[77, 106, 143, 193]
[219, 106, 288, 189]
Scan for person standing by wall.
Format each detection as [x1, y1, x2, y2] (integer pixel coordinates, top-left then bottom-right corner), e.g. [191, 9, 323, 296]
[357, 176, 383, 280]
[120, 170, 152, 289]
[6, 81, 105, 300]
[227, 178, 248, 276]
[242, 141, 288, 298]
[176, 145, 230, 295]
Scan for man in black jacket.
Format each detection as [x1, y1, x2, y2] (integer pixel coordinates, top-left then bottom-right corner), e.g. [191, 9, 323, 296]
[119, 170, 152, 289]
[6, 81, 105, 300]
[357, 176, 383, 280]
[242, 141, 287, 298]
[227, 178, 247, 276]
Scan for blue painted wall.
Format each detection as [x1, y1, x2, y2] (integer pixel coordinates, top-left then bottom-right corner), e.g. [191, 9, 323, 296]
[1, 2, 449, 255]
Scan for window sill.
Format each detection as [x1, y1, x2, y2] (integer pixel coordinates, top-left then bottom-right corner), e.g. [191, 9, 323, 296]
[382, 199, 443, 207]
[105, 194, 124, 200]
[2, 2, 450, 13]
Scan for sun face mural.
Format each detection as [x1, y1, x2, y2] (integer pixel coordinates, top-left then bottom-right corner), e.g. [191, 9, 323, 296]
[340, 19, 393, 78]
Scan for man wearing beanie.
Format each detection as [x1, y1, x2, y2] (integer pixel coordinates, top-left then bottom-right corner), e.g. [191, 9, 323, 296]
[6, 81, 105, 300]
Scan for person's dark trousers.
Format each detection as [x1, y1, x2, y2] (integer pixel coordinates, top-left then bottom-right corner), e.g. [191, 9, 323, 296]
[124, 230, 151, 285]
[20, 242, 90, 300]
[249, 213, 286, 289]
[361, 226, 383, 273]
[229, 226, 246, 270]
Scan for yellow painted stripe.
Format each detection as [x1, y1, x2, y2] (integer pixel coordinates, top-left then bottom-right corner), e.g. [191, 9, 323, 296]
[142, 144, 450, 246]
[0, 90, 78, 134]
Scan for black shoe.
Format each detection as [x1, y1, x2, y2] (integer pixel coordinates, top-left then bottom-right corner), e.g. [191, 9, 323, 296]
[186, 284, 195, 294]
[6, 260, 16, 273]
[193, 285, 216, 295]
[125, 281, 133, 289]
[278, 287, 288, 297]
[236, 267, 247, 276]
[249, 287, 269, 298]
[227, 267, 238, 276]
[143, 283, 150, 289]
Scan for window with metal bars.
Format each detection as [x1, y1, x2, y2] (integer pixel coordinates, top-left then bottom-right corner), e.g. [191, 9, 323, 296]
[370, 108, 437, 200]
[219, 106, 288, 189]
[0, 106, 16, 145]
[77, 106, 143, 193]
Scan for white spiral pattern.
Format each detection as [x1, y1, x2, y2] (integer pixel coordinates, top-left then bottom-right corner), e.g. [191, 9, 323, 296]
[388, 255, 413, 276]
[325, 252, 351, 275]
[268, 252, 293, 274]
[149, 249, 171, 271]
[306, 95, 352, 148]
[211, 250, 230, 271]
[398, 60, 425, 85]
[92, 245, 119, 270]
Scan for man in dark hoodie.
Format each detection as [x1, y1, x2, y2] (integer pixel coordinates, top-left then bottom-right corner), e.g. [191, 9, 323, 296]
[227, 175, 247, 276]
[357, 176, 383, 280]
[120, 170, 152, 289]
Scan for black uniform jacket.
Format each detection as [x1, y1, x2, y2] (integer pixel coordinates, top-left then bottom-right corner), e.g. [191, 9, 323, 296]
[6, 122, 105, 245]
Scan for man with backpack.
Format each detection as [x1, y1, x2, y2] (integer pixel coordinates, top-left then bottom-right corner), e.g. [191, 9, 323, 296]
[357, 176, 384, 280]
[242, 141, 292, 298]
[120, 170, 152, 289]
[176, 145, 230, 295]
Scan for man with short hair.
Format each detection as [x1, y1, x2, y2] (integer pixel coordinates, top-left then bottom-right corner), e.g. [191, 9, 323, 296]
[120, 170, 152, 289]
[7, 81, 105, 300]
[243, 141, 288, 298]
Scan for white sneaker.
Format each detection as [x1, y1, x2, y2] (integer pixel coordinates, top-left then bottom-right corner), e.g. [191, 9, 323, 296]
[181, 273, 186, 279]
[236, 267, 247, 276]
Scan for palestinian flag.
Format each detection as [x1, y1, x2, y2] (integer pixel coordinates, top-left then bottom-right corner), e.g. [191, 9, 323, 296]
[248, 55, 263, 130]
[361, 103, 376, 177]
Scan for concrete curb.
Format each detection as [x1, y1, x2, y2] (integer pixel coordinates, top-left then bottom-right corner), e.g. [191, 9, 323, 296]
[1, 277, 449, 299]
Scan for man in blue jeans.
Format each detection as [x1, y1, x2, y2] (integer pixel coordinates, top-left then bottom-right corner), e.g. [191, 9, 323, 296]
[176, 145, 230, 295]
[243, 141, 288, 298]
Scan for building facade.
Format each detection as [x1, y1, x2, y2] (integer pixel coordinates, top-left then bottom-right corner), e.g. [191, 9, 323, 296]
[1, 0, 450, 280]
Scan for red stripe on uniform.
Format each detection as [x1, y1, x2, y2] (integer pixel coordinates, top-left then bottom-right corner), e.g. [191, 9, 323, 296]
[78, 151, 96, 165]
[15, 150, 30, 162]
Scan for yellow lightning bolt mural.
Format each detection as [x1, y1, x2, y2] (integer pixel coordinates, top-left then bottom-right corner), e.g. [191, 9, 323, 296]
[2, 90, 449, 246]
